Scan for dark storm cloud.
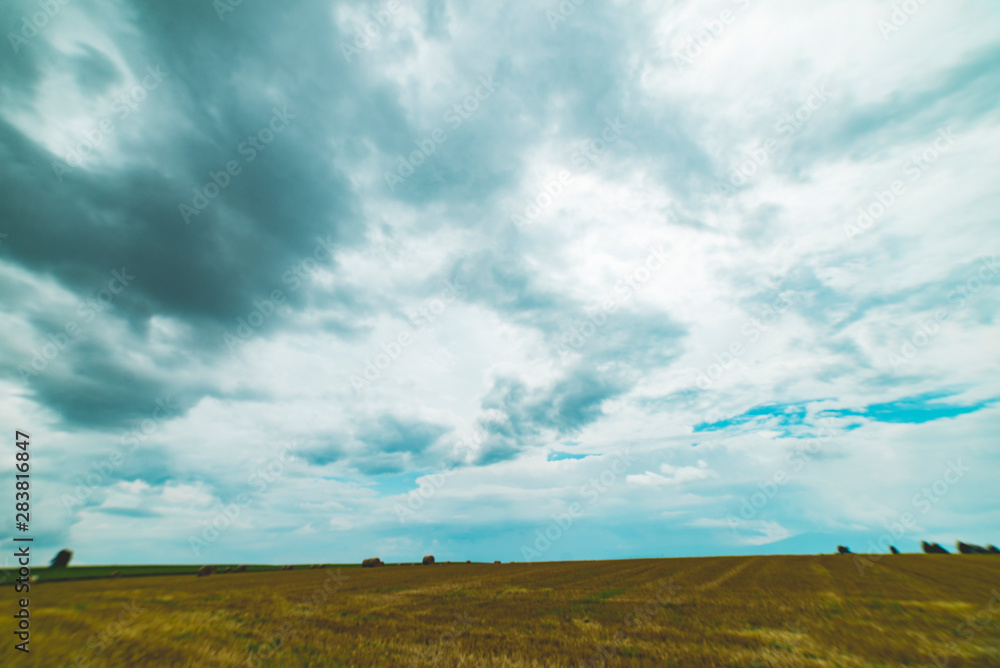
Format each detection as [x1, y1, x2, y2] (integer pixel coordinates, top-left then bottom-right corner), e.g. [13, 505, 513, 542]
[356, 414, 450, 454]
[0, 0, 402, 427]
[450, 246, 571, 327]
[5, 0, 691, 434]
[473, 351, 668, 464]
[447, 238, 686, 463]
[296, 414, 451, 474]
[70, 43, 121, 95]
[20, 348, 195, 428]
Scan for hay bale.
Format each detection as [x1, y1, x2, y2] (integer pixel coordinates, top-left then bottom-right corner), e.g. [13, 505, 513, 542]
[921, 541, 949, 554]
[361, 558, 384, 568]
[235, 565, 247, 573]
[221, 566, 232, 573]
[422, 555, 435, 566]
[988, 545, 1000, 554]
[494, 560, 501, 564]
[109, 571, 122, 579]
[50, 549, 73, 568]
[889, 546, 900, 554]
[197, 565, 216, 577]
[837, 546, 851, 554]
[465, 560, 471, 564]
[957, 542, 989, 555]
[316, 564, 326, 569]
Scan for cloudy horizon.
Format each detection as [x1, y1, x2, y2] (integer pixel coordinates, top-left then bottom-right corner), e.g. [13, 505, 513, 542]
[1, 0, 999, 567]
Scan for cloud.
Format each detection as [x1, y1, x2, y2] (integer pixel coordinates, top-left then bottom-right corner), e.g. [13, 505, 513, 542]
[628, 460, 717, 487]
[689, 518, 792, 546]
[1, 0, 997, 564]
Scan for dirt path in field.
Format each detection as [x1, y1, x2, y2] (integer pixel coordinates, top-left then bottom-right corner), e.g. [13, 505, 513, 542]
[691, 557, 761, 594]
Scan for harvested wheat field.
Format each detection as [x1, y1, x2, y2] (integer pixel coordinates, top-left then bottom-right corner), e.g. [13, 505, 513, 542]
[10, 554, 1000, 667]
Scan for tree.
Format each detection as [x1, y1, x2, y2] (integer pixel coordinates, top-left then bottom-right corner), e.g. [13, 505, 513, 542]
[50, 549, 73, 568]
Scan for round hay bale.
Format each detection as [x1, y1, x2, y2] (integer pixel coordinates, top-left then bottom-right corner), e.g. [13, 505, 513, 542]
[957, 541, 989, 555]
[922, 541, 949, 554]
[494, 560, 501, 564]
[235, 565, 247, 573]
[197, 565, 216, 577]
[422, 555, 435, 566]
[109, 571, 122, 579]
[361, 557, 384, 568]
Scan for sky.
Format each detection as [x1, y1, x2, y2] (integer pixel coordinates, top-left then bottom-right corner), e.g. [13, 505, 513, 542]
[0, 0, 998, 568]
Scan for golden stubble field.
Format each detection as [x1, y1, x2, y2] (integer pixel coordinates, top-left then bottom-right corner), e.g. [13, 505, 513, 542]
[5, 554, 1000, 667]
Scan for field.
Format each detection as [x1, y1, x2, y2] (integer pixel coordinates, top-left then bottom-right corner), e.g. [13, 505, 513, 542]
[5, 554, 1000, 667]
[12, 563, 297, 585]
